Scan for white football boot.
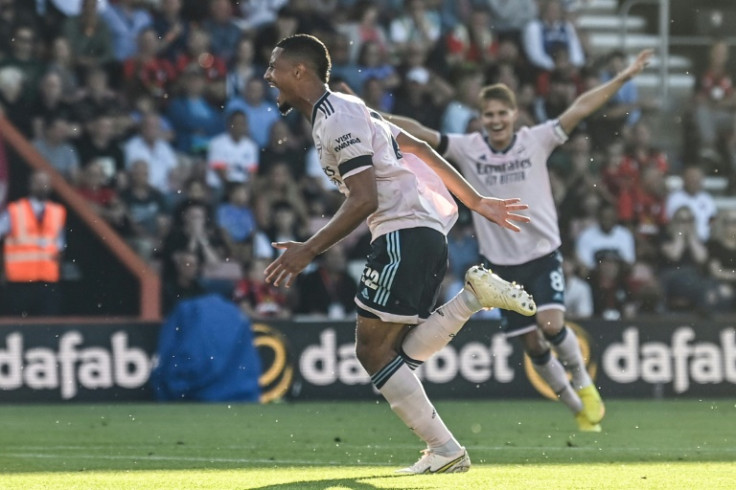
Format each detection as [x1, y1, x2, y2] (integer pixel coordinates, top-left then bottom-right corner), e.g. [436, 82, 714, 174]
[396, 447, 471, 475]
[465, 265, 536, 316]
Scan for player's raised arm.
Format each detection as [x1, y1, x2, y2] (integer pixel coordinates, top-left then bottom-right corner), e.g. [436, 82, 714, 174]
[396, 130, 530, 232]
[558, 49, 653, 135]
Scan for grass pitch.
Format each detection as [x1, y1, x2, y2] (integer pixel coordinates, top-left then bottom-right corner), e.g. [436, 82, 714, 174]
[1, 399, 735, 489]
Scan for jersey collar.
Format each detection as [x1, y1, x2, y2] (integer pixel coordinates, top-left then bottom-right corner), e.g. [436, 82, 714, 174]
[311, 91, 331, 125]
[483, 133, 517, 155]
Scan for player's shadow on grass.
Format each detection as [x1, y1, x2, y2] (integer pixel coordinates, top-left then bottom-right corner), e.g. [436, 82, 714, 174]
[251, 474, 418, 490]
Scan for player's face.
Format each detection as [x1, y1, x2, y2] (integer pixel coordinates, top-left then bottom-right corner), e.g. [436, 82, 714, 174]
[480, 99, 517, 150]
[264, 47, 294, 115]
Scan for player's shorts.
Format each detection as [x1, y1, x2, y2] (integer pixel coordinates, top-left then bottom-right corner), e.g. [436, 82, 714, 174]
[355, 227, 447, 324]
[482, 249, 565, 337]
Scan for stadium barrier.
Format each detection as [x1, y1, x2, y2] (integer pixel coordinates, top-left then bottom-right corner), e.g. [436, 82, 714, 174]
[0, 317, 734, 402]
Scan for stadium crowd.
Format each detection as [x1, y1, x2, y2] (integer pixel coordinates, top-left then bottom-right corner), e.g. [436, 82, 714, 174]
[0, 0, 734, 320]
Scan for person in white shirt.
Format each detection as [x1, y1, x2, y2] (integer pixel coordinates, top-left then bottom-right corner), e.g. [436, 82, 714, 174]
[207, 110, 259, 188]
[576, 204, 637, 270]
[383, 49, 654, 433]
[124, 113, 179, 194]
[522, 0, 585, 72]
[263, 33, 535, 475]
[665, 165, 717, 241]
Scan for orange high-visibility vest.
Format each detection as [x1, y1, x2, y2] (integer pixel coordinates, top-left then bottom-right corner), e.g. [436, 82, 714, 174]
[4, 198, 66, 282]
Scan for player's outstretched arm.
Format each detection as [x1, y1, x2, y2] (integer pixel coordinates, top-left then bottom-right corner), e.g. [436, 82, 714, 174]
[265, 168, 378, 287]
[396, 131, 530, 232]
[558, 49, 653, 135]
[382, 113, 442, 149]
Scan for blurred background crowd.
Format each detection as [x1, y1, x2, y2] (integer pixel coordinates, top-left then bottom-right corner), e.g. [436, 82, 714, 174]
[0, 0, 734, 321]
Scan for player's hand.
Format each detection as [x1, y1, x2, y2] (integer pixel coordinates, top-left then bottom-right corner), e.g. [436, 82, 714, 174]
[474, 197, 530, 232]
[264, 241, 316, 287]
[622, 49, 654, 80]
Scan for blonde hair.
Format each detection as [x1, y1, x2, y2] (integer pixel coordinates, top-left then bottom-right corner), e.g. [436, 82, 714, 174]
[478, 83, 517, 110]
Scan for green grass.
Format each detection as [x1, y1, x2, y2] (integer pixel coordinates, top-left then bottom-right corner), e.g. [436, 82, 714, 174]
[1, 399, 735, 489]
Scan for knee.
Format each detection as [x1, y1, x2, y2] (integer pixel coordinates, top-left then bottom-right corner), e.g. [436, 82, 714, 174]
[355, 337, 394, 373]
[521, 331, 549, 358]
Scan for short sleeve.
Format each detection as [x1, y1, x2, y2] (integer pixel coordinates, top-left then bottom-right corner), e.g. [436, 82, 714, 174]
[322, 112, 374, 178]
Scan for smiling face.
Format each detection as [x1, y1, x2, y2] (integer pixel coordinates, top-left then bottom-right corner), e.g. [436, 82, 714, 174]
[480, 98, 518, 150]
[264, 47, 296, 115]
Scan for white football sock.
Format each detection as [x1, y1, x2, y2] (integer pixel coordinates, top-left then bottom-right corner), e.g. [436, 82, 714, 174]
[531, 350, 583, 414]
[401, 289, 479, 363]
[548, 326, 593, 390]
[374, 359, 462, 456]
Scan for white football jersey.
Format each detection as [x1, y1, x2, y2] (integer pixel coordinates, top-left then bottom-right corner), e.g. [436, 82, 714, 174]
[312, 91, 456, 239]
[443, 120, 568, 265]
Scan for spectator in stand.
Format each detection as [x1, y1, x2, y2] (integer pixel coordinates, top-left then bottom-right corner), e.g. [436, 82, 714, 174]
[0, 0, 21, 57]
[160, 198, 230, 288]
[226, 36, 259, 99]
[29, 71, 75, 140]
[120, 159, 170, 261]
[562, 254, 593, 319]
[202, 0, 242, 62]
[33, 114, 80, 185]
[0, 171, 66, 316]
[392, 67, 447, 133]
[337, 0, 390, 64]
[62, 0, 114, 72]
[295, 245, 357, 319]
[588, 249, 631, 320]
[75, 111, 125, 187]
[361, 76, 393, 113]
[665, 165, 717, 242]
[0, 24, 45, 106]
[533, 68, 578, 122]
[100, 0, 152, 62]
[486, 0, 539, 47]
[440, 67, 484, 134]
[389, 0, 442, 56]
[444, 5, 497, 70]
[692, 39, 736, 164]
[124, 112, 179, 194]
[618, 164, 668, 263]
[234, 257, 291, 320]
[258, 119, 305, 181]
[175, 27, 227, 84]
[122, 27, 177, 103]
[0, 66, 33, 136]
[162, 248, 205, 315]
[252, 200, 308, 260]
[658, 205, 718, 315]
[167, 67, 224, 154]
[615, 120, 669, 193]
[207, 110, 259, 190]
[152, 0, 188, 61]
[326, 35, 363, 94]
[522, 0, 585, 73]
[707, 208, 736, 312]
[597, 50, 644, 128]
[356, 40, 401, 99]
[237, 0, 289, 32]
[125, 93, 175, 141]
[75, 159, 132, 235]
[73, 65, 122, 124]
[46, 36, 79, 98]
[575, 203, 636, 273]
[224, 78, 280, 150]
[216, 182, 257, 264]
